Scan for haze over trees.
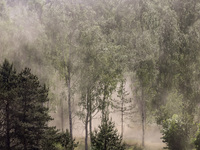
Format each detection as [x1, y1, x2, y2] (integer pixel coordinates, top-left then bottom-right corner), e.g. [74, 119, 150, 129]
[1, 0, 200, 150]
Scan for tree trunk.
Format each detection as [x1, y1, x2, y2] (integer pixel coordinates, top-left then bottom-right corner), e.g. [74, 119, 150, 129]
[23, 100, 27, 150]
[141, 87, 145, 147]
[85, 93, 89, 150]
[121, 81, 124, 139]
[6, 103, 11, 150]
[85, 116, 88, 150]
[89, 96, 92, 145]
[102, 85, 107, 121]
[60, 98, 64, 132]
[67, 67, 73, 141]
[142, 110, 145, 147]
[121, 98, 124, 139]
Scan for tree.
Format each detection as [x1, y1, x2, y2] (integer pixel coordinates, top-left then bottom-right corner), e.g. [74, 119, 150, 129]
[134, 60, 156, 147]
[16, 67, 52, 149]
[0, 59, 18, 150]
[147, 0, 200, 131]
[43, 1, 90, 143]
[91, 117, 125, 150]
[0, 59, 59, 150]
[112, 79, 131, 139]
[77, 21, 105, 149]
[41, 127, 60, 150]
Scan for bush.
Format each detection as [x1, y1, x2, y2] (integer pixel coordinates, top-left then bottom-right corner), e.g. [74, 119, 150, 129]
[91, 117, 125, 150]
[41, 127, 60, 150]
[57, 129, 78, 150]
[161, 114, 190, 150]
[41, 129, 78, 150]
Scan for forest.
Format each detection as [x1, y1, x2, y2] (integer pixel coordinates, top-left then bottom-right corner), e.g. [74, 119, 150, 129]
[1, 0, 200, 150]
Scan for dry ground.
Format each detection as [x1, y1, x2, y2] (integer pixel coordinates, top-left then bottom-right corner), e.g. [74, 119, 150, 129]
[75, 138, 166, 150]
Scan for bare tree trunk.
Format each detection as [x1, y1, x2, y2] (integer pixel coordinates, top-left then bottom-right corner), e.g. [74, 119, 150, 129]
[23, 101, 27, 150]
[121, 81, 124, 139]
[121, 98, 124, 139]
[67, 0, 75, 142]
[85, 93, 89, 150]
[141, 87, 145, 147]
[6, 103, 11, 150]
[85, 115, 88, 150]
[89, 96, 92, 145]
[60, 98, 64, 132]
[102, 89, 106, 120]
[67, 66, 73, 141]
[102, 85, 108, 121]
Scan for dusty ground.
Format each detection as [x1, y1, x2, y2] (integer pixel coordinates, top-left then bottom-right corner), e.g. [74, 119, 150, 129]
[124, 138, 165, 150]
[75, 138, 165, 150]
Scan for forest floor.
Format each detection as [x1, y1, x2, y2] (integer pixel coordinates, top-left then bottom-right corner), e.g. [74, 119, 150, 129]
[75, 138, 165, 150]
[125, 138, 165, 150]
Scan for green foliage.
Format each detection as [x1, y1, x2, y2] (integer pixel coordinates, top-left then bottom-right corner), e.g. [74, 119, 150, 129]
[57, 129, 78, 150]
[155, 90, 183, 125]
[41, 127, 61, 150]
[0, 59, 58, 150]
[16, 67, 52, 149]
[91, 117, 125, 150]
[161, 114, 190, 150]
[1, 1, 200, 149]
[194, 124, 200, 150]
[0, 59, 18, 149]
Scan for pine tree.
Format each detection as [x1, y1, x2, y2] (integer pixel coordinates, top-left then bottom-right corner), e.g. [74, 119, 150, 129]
[91, 117, 125, 150]
[0, 60, 60, 150]
[0, 59, 18, 150]
[15, 67, 52, 150]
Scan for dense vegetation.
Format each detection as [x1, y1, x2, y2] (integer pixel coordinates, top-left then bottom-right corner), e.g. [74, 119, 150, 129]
[1, 0, 200, 150]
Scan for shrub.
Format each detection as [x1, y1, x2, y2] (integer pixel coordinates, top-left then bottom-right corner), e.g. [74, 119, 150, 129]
[161, 114, 190, 150]
[41, 127, 60, 150]
[57, 129, 78, 150]
[41, 129, 78, 150]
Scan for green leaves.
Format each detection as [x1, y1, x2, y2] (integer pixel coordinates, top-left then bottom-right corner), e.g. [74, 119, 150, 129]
[161, 114, 192, 150]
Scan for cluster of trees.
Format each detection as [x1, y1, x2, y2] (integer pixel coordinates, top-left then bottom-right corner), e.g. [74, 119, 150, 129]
[0, 60, 77, 150]
[0, 59, 51, 149]
[1, 0, 200, 149]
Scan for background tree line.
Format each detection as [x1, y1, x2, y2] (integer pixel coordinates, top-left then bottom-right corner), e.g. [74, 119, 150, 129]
[1, 0, 200, 149]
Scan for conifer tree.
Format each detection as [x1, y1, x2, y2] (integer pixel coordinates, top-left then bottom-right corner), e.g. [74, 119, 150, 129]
[16, 67, 52, 150]
[91, 117, 125, 150]
[0, 60, 56, 150]
[0, 59, 18, 150]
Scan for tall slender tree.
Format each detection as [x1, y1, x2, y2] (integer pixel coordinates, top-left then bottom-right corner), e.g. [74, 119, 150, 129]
[115, 79, 130, 139]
